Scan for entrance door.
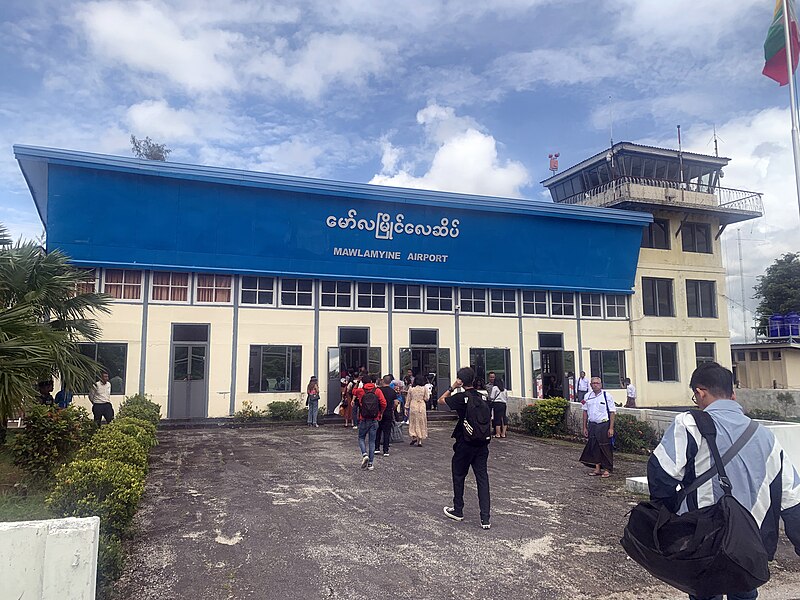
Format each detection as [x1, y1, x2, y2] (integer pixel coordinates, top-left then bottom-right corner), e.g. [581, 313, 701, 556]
[327, 347, 341, 415]
[399, 347, 450, 409]
[169, 324, 209, 418]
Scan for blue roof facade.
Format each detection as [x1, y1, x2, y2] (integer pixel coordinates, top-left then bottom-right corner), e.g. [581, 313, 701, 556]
[14, 145, 651, 293]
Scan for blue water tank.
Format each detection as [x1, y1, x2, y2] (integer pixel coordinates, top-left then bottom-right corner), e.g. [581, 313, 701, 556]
[786, 312, 800, 337]
[768, 314, 784, 338]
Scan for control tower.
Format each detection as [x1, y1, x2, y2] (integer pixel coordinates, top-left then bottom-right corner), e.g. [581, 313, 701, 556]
[542, 142, 763, 406]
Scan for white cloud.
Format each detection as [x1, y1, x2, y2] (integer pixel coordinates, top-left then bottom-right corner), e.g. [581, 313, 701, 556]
[610, 0, 763, 49]
[491, 46, 632, 90]
[370, 104, 530, 197]
[245, 32, 393, 101]
[124, 99, 246, 144]
[77, 1, 239, 92]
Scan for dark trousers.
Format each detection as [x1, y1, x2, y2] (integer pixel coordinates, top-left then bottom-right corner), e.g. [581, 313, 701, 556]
[377, 419, 393, 453]
[451, 441, 490, 522]
[689, 590, 758, 600]
[92, 402, 114, 426]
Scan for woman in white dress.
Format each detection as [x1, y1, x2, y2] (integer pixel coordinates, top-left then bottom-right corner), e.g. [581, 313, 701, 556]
[405, 374, 429, 446]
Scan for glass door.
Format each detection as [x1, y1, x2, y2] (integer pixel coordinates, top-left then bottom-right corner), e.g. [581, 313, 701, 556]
[327, 347, 341, 415]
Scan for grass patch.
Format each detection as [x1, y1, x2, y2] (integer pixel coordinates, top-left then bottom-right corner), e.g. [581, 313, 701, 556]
[0, 433, 54, 522]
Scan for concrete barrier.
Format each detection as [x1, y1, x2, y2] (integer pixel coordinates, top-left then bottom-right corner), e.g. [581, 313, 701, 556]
[0, 516, 99, 600]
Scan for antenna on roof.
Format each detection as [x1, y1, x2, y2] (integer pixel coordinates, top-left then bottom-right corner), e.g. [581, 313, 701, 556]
[609, 95, 614, 147]
[708, 125, 723, 157]
[548, 153, 560, 175]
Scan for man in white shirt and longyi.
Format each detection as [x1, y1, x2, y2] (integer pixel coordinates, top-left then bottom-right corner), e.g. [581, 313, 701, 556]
[88, 370, 114, 426]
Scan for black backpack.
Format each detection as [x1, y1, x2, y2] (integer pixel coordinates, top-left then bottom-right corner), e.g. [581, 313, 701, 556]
[462, 389, 492, 444]
[360, 391, 380, 419]
[620, 410, 769, 597]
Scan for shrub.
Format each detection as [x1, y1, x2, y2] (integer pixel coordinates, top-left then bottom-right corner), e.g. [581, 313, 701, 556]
[520, 404, 537, 434]
[11, 404, 96, 477]
[117, 394, 161, 427]
[107, 417, 158, 450]
[47, 458, 145, 536]
[75, 429, 148, 473]
[233, 400, 269, 422]
[519, 398, 569, 437]
[267, 400, 306, 421]
[97, 533, 124, 592]
[613, 413, 661, 454]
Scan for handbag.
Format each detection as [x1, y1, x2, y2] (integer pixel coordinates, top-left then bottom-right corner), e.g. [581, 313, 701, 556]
[620, 410, 768, 597]
[390, 421, 404, 443]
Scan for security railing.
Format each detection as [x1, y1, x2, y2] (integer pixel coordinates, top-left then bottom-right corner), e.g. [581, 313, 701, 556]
[558, 176, 763, 214]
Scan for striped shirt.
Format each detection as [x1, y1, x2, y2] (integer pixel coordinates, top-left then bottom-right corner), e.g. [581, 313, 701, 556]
[647, 399, 800, 559]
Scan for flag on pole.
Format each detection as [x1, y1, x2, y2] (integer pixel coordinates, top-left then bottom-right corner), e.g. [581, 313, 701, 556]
[763, 0, 800, 85]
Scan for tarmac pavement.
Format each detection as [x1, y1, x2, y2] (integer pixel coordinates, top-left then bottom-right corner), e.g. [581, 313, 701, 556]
[113, 423, 800, 600]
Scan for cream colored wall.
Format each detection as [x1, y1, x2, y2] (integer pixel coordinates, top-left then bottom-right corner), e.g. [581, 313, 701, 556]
[579, 319, 632, 393]
[69, 303, 143, 415]
[236, 307, 314, 413]
[786, 351, 800, 388]
[145, 304, 234, 418]
[630, 210, 733, 406]
[737, 349, 799, 389]
[459, 314, 521, 391]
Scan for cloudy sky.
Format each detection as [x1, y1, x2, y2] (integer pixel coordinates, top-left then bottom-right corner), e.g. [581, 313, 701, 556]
[1, 0, 798, 340]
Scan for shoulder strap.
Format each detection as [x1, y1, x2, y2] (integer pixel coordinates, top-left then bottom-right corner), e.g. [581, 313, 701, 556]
[604, 391, 611, 417]
[678, 411, 759, 501]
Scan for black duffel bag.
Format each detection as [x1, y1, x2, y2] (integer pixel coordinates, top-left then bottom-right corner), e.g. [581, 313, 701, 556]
[620, 410, 769, 598]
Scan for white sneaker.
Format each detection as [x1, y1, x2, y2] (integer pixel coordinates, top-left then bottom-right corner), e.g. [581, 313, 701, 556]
[361, 455, 369, 469]
[367, 463, 374, 471]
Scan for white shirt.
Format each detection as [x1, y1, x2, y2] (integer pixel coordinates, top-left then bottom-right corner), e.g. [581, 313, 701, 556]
[577, 377, 590, 392]
[626, 384, 637, 399]
[89, 381, 112, 404]
[490, 388, 508, 404]
[582, 389, 616, 423]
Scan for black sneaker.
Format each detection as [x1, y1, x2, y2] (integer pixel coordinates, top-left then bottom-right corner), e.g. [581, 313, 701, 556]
[367, 463, 374, 471]
[481, 521, 491, 530]
[383, 452, 389, 456]
[361, 455, 369, 469]
[443, 507, 464, 522]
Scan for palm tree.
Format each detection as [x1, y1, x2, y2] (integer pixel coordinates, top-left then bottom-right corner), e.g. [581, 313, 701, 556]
[0, 224, 111, 443]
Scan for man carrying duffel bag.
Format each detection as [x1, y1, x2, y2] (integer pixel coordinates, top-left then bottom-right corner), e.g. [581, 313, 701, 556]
[622, 361, 800, 600]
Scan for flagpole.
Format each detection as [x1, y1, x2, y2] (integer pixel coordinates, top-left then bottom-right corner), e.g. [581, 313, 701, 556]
[782, 0, 800, 221]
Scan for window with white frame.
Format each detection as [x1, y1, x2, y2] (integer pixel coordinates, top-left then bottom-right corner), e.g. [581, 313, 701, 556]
[321, 280, 352, 308]
[550, 291, 575, 316]
[460, 288, 486, 313]
[580, 293, 602, 317]
[241, 276, 275, 305]
[280, 278, 313, 306]
[394, 284, 421, 310]
[196, 274, 232, 303]
[426, 286, 453, 311]
[522, 290, 548, 315]
[76, 268, 98, 295]
[490, 289, 516, 314]
[357, 282, 385, 309]
[152, 271, 189, 302]
[104, 269, 143, 300]
[605, 294, 628, 318]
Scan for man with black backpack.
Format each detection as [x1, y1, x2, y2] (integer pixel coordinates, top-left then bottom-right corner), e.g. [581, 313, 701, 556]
[645, 362, 800, 600]
[353, 375, 386, 471]
[438, 366, 492, 529]
[377, 375, 399, 456]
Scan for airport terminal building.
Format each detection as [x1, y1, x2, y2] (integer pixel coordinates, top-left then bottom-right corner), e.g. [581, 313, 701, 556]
[14, 143, 762, 417]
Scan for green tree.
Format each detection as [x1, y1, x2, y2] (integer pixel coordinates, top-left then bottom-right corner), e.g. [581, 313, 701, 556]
[753, 252, 800, 334]
[0, 224, 111, 443]
[130, 135, 171, 161]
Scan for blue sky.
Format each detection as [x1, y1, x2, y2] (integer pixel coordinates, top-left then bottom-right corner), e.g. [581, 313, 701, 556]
[1, 0, 797, 339]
